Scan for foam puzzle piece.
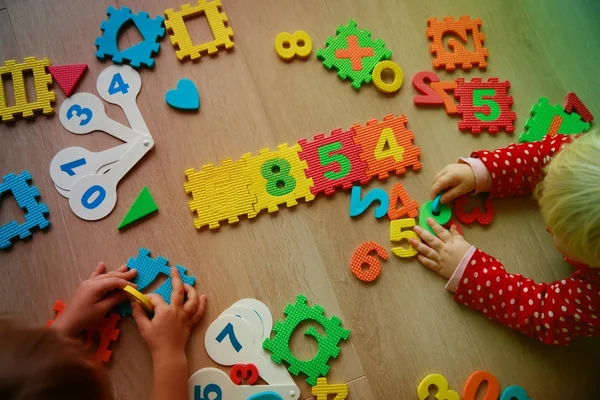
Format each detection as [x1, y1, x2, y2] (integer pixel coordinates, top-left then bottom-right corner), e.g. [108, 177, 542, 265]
[230, 364, 259, 385]
[298, 128, 369, 196]
[417, 374, 459, 400]
[430, 81, 459, 114]
[263, 295, 350, 386]
[0, 171, 50, 250]
[455, 77, 516, 134]
[462, 371, 500, 400]
[164, 0, 234, 62]
[48, 64, 88, 97]
[419, 200, 451, 236]
[519, 97, 590, 143]
[412, 71, 444, 106]
[317, 20, 392, 90]
[185, 159, 257, 230]
[0, 57, 55, 122]
[390, 218, 420, 258]
[499, 385, 531, 400]
[454, 195, 494, 225]
[275, 31, 312, 60]
[387, 183, 419, 220]
[312, 377, 349, 400]
[95, 6, 165, 69]
[165, 78, 200, 110]
[242, 143, 315, 214]
[46, 299, 66, 327]
[443, 218, 463, 235]
[427, 16, 487, 71]
[564, 92, 593, 122]
[352, 114, 422, 179]
[118, 186, 158, 230]
[115, 248, 196, 316]
[350, 241, 388, 282]
[349, 186, 388, 218]
[372, 60, 403, 94]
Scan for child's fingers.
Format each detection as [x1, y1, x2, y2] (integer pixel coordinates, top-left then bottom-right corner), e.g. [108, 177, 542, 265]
[409, 238, 439, 261]
[170, 267, 185, 307]
[147, 293, 167, 309]
[417, 254, 440, 272]
[440, 183, 468, 204]
[428, 219, 452, 242]
[97, 291, 128, 311]
[430, 174, 454, 200]
[116, 264, 129, 272]
[98, 269, 137, 281]
[183, 284, 199, 318]
[90, 262, 105, 278]
[414, 224, 443, 251]
[94, 277, 134, 296]
[449, 225, 463, 237]
[190, 295, 208, 326]
[131, 301, 151, 331]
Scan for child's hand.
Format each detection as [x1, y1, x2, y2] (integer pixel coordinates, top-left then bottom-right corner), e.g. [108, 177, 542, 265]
[410, 218, 472, 279]
[131, 267, 207, 362]
[431, 163, 476, 203]
[51, 262, 137, 337]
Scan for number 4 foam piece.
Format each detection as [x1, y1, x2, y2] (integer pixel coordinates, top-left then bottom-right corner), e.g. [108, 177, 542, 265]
[118, 186, 158, 230]
[48, 64, 88, 97]
[519, 97, 590, 143]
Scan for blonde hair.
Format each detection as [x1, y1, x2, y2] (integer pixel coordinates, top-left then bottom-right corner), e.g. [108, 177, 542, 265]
[537, 130, 600, 267]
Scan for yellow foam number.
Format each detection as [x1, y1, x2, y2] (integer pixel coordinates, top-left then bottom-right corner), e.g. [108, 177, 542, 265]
[374, 128, 404, 162]
[184, 159, 257, 230]
[164, 0, 234, 61]
[275, 31, 312, 61]
[242, 143, 314, 214]
[390, 218, 420, 257]
[417, 374, 460, 400]
[372, 60, 404, 94]
[312, 377, 348, 400]
[0, 57, 55, 122]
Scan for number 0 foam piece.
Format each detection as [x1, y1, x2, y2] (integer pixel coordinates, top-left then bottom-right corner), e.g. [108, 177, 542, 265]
[0, 171, 50, 250]
[519, 97, 590, 143]
[48, 64, 88, 97]
[263, 295, 350, 386]
[500, 385, 531, 400]
[117, 186, 158, 230]
[564, 92, 594, 122]
[312, 377, 349, 400]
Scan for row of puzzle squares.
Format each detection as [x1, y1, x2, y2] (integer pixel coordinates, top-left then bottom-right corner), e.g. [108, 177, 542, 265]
[184, 114, 422, 230]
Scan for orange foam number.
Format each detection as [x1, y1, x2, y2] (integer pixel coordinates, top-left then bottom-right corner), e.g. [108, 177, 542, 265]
[431, 81, 458, 114]
[427, 16, 488, 72]
[388, 183, 419, 219]
[462, 371, 500, 400]
[350, 241, 388, 282]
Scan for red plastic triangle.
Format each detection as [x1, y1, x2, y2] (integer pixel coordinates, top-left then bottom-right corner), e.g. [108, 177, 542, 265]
[48, 64, 88, 97]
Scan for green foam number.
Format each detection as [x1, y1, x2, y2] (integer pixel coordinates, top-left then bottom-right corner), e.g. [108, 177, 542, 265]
[261, 158, 296, 197]
[418, 200, 451, 236]
[318, 141, 351, 180]
[473, 89, 500, 121]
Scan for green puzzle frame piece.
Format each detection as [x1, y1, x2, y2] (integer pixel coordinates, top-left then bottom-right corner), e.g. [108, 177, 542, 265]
[317, 20, 392, 90]
[519, 97, 590, 143]
[117, 186, 158, 230]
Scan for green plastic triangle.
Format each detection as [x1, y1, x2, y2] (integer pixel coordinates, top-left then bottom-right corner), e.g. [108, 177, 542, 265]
[117, 187, 158, 230]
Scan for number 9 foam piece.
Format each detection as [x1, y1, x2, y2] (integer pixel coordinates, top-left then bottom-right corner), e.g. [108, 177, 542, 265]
[0, 171, 50, 250]
[95, 6, 166, 69]
[349, 186, 388, 218]
[275, 31, 312, 61]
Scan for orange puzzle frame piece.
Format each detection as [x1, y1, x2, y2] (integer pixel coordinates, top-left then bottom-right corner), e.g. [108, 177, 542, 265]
[427, 16, 488, 72]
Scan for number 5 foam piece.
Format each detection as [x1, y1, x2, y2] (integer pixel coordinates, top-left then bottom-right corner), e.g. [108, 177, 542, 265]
[165, 78, 200, 111]
[117, 186, 158, 230]
[349, 186, 388, 218]
[519, 97, 590, 143]
[48, 64, 88, 97]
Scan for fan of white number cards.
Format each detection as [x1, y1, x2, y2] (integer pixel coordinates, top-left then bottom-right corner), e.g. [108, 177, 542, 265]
[188, 299, 300, 400]
[49, 64, 154, 221]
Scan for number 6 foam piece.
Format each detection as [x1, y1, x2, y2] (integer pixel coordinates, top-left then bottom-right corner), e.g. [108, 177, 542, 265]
[50, 65, 153, 221]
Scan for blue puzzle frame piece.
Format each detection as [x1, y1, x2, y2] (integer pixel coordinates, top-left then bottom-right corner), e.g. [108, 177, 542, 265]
[0, 171, 50, 250]
[95, 6, 166, 69]
[116, 248, 196, 316]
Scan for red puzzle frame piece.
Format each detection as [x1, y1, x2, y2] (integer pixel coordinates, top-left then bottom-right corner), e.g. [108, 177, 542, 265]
[388, 183, 419, 220]
[564, 92, 594, 123]
[455, 77, 516, 134]
[298, 128, 369, 196]
[454, 195, 494, 225]
[230, 363, 259, 385]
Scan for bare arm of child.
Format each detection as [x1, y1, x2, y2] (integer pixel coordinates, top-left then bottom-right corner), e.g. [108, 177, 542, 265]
[411, 219, 600, 345]
[131, 267, 207, 400]
[50, 262, 137, 337]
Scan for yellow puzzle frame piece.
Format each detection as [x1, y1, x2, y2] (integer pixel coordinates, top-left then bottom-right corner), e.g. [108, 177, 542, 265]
[312, 377, 349, 400]
[164, 0, 234, 61]
[0, 57, 55, 122]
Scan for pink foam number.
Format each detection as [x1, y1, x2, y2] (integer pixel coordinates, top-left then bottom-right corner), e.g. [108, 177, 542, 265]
[48, 64, 88, 97]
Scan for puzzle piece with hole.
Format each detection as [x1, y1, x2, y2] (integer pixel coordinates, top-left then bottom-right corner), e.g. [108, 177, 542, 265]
[427, 16, 487, 71]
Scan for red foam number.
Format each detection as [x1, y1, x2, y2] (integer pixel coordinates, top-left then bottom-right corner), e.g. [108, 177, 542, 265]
[463, 371, 500, 400]
[413, 71, 443, 105]
[350, 241, 388, 282]
[230, 364, 259, 385]
[443, 218, 463, 235]
[454, 195, 494, 225]
[564, 92, 594, 122]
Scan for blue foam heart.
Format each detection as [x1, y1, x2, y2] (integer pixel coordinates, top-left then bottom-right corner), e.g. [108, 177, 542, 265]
[165, 78, 200, 111]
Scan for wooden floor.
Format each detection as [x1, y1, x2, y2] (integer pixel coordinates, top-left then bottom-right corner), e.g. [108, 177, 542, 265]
[2, 0, 600, 398]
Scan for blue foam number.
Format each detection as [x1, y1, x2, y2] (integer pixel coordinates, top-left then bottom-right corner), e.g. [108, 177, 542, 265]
[349, 186, 389, 218]
[194, 384, 222, 400]
[216, 322, 243, 352]
[247, 392, 284, 400]
[60, 158, 87, 176]
[66, 104, 93, 126]
[108, 72, 130, 95]
[431, 192, 443, 215]
[81, 185, 107, 209]
[500, 385, 531, 400]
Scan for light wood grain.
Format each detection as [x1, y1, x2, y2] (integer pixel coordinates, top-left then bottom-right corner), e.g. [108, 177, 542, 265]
[1, 0, 600, 398]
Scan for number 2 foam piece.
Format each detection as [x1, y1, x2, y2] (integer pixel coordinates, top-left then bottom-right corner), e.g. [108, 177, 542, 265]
[519, 97, 590, 143]
[48, 64, 88, 97]
[117, 186, 158, 230]
[455, 77, 516, 134]
[165, 78, 200, 111]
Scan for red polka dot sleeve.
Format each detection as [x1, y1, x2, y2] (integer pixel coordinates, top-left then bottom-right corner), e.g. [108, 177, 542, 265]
[454, 249, 600, 345]
[471, 134, 573, 198]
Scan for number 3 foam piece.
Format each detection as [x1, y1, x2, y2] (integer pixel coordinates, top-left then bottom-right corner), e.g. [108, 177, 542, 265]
[0, 171, 50, 250]
[518, 97, 590, 143]
[165, 78, 200, 110]
[349, 186, 388, 218]
[230, 363, 259, 385]
[454, 77, 516, 134]
[454, 194, 494, 226]
[189, 368, 299, 400]
[350, 241, 388, 282]
[48, 64, 88, 97]
[298, 128, 369, 196]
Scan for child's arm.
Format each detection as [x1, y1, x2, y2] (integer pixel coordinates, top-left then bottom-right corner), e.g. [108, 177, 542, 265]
[411, 220, 600, 345]
[131, 268, 207, 400]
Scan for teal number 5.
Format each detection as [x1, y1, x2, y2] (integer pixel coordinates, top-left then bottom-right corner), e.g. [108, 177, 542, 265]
[473, 89, 500, 122]
[194, 384, 222, 400]
[318, 141, 351, 180]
